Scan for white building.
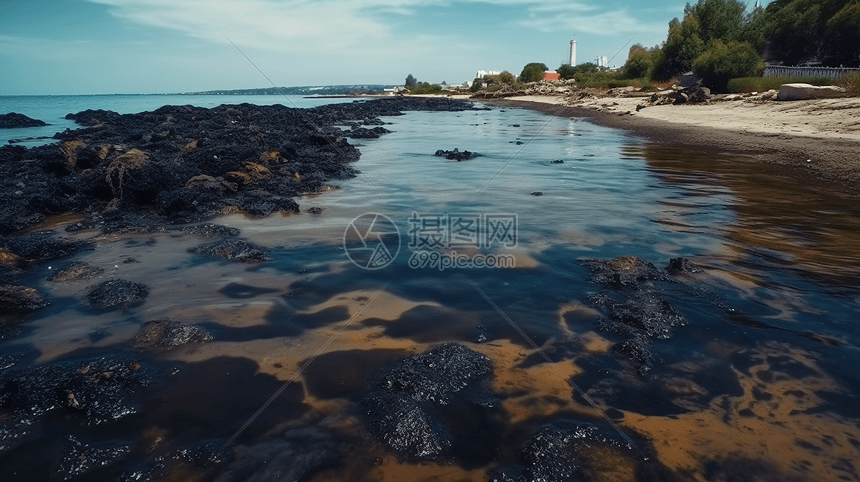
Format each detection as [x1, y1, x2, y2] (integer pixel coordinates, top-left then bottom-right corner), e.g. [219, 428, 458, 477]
[475, 70, 502, 79]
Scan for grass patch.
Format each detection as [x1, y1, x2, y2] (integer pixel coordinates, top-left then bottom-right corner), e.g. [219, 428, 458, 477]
[726, 76, 833, 93]
[406, 84, 452, 95]
[579, 78, 656, 90]
[835, 73, 860, 96]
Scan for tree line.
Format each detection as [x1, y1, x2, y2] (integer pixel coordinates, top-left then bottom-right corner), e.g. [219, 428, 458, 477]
[621, 0, 859, 90]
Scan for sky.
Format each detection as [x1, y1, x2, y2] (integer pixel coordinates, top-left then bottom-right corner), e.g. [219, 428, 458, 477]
[0, 0, 766, 95]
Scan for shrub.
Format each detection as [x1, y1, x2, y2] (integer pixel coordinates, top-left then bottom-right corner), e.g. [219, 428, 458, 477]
[498, 71, 515, 84]
[470, 78, 483, 92]
[556, 64, 577, 80]
[622, 44, 659, 79]
[836, 73, 860, 96]
[520, 62, 549, 83]
[653, 15, 705, 80]
[692, 40, 763, 91]
[407, 82, 445, 95]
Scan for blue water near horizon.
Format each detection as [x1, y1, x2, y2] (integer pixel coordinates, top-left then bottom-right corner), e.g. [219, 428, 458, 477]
[0, 94, 361, 147]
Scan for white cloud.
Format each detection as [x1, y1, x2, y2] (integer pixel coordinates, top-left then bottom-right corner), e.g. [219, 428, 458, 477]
[517, 8, 668, 36]
[86, 0, 393, 53]
[85, 0, 668, 50]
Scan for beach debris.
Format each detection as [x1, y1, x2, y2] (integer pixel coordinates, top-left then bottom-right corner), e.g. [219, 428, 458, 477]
[189, 239, 272, 263]
[85, 279, 149, 309]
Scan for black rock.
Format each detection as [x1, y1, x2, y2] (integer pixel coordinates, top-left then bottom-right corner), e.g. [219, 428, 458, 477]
[172, 438, 232, 467]
[580, 255, 669, 288]
[0, 356, 149, 427]
[58, 435, 130, 480]
[490, 422, 637, 482]
[551, 159, 564, 164]
[189, 239, 272, 263]
[530, 191, 543, 196]
[2, 99, 480, 235]
[1, 231, 89, 265]
[0, 354, 17, 370]
[180, 224, 241, 237]
[130, 320, 213, 350]
[361, 343, 493, 460]
[666, 257, 701, 274]
[0, 324, 21, 342]
[47, 261, 104, 282]
[0, 412, 36, 454]
[346, 126, 390, 138]
[593, 290, 686, 340]
[364, 391, 452, 459]
[0, 284, 49, 311]
[378, 342, 493, 404]
[85, 279, 149, 309]
[434, 148, 477, 161]
[0, 113, 48, 128]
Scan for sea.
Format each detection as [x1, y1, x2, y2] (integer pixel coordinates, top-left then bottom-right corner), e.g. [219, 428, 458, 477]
[1, 93, 859, 481]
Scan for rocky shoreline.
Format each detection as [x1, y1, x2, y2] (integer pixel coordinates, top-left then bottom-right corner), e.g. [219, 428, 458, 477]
[0, 98, 481, 313]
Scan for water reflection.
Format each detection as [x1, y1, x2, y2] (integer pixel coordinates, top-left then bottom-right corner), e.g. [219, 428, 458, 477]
[630, 144, 860, 287]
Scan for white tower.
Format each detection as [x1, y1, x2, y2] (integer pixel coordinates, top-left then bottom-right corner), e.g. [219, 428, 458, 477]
[569, 40, 577, 66]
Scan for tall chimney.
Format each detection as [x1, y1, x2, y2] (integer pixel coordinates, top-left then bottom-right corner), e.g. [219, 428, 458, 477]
[569, 40, 577, 66]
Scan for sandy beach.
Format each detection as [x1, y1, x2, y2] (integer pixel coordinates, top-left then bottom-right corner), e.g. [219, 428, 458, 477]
[477, 93, 860, 193]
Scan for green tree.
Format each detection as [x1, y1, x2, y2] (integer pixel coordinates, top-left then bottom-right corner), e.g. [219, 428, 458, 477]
[556, 64, 577, 79]
[622, 44, 659, 78]
[470, 78, 483, 92]
[405, 74, 417, 87]
[653, 15, 705, 79]
[736, 4, 768, 51]
[520, 62, 549, 82]
[498, 71, 515, 84]
[755, 0, 860, 65]
[692, 39, 764, 91]
[684, 0, 748, 44]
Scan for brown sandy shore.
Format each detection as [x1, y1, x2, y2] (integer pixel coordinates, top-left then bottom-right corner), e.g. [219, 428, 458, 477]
[464, 94, 860, 194]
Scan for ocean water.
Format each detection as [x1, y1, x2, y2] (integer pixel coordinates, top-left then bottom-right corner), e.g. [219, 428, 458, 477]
[1, 95, 860, 481]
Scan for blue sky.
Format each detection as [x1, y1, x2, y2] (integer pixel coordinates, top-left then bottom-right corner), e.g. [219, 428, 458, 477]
[0, 0, 765, 94]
